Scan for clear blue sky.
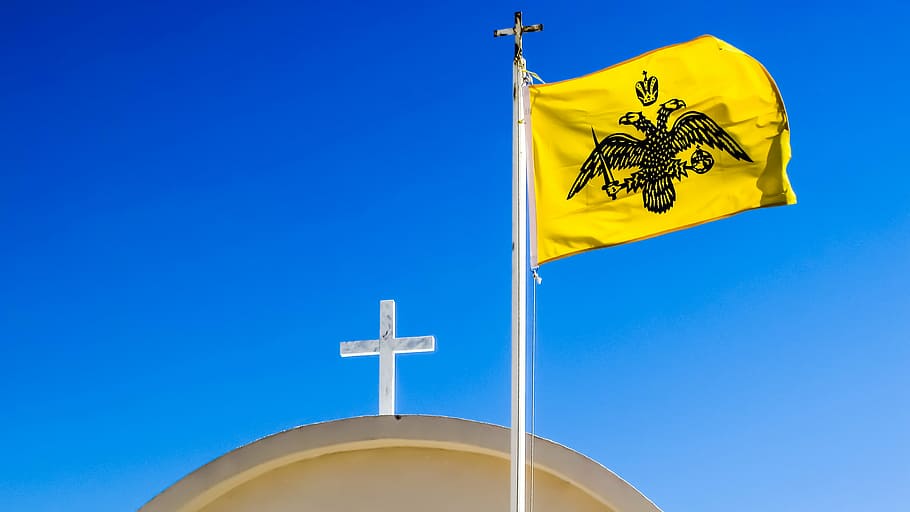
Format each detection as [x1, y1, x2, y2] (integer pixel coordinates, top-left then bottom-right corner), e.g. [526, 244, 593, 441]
[2, 1, 908, 511]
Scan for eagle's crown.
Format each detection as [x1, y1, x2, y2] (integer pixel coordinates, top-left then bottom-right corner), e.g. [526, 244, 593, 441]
[636, 71, 658, 106]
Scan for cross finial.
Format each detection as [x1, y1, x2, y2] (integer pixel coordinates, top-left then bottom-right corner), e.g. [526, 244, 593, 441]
[494, 11, 543, 62]
[340, 300, 436, 415]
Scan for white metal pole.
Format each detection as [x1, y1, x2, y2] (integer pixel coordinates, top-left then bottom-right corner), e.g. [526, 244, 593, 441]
[511, 44, 529, 512]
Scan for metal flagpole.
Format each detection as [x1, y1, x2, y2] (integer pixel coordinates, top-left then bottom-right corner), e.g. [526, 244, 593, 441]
[494, 12, 541, 512]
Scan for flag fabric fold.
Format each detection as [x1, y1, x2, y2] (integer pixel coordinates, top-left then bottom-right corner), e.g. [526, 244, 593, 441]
[527, 35, 796, 265]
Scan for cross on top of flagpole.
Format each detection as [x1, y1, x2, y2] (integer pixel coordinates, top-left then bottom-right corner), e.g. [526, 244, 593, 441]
[340, 300, 435, 416]
[494, 11, 542, 61]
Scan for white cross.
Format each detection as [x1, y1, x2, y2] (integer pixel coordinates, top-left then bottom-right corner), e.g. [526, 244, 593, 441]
[340, 300, 436, 415]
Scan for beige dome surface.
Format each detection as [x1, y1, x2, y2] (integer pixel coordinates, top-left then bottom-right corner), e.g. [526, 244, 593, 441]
[140, 415, 662, 512]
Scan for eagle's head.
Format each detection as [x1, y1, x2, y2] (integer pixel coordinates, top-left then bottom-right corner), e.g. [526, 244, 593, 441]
[619, 112, 643, 125]
[660, 98, 686, 112]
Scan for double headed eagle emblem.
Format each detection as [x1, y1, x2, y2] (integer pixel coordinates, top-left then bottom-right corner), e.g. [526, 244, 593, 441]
[567, 72, 753, 213]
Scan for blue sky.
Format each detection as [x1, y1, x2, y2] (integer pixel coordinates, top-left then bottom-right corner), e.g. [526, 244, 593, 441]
[2, 1, 908, 511]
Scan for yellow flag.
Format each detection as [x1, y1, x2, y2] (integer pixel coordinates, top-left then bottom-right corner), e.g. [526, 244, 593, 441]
[528, 35, 796, 265]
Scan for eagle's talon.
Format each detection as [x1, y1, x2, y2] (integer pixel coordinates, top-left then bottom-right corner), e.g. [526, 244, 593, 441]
[602, 181, 621, 199]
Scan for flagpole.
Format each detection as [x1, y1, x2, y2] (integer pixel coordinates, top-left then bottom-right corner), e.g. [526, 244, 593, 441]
[511, 27, 529, 512]
[494, 12, 541, 512]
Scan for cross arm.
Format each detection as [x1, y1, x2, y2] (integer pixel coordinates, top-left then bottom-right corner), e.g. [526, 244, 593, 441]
[340, 339, 380, 357]
[389, 336, 436, 354]
[493, 23, 543, 38]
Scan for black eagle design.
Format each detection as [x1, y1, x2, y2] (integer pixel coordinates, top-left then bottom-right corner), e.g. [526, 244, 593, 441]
[567, 98, 753, 213]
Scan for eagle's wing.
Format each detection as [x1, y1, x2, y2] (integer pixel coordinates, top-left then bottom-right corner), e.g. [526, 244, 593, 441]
[567, 131, 645, 199]
[669, 112, 753, 162]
